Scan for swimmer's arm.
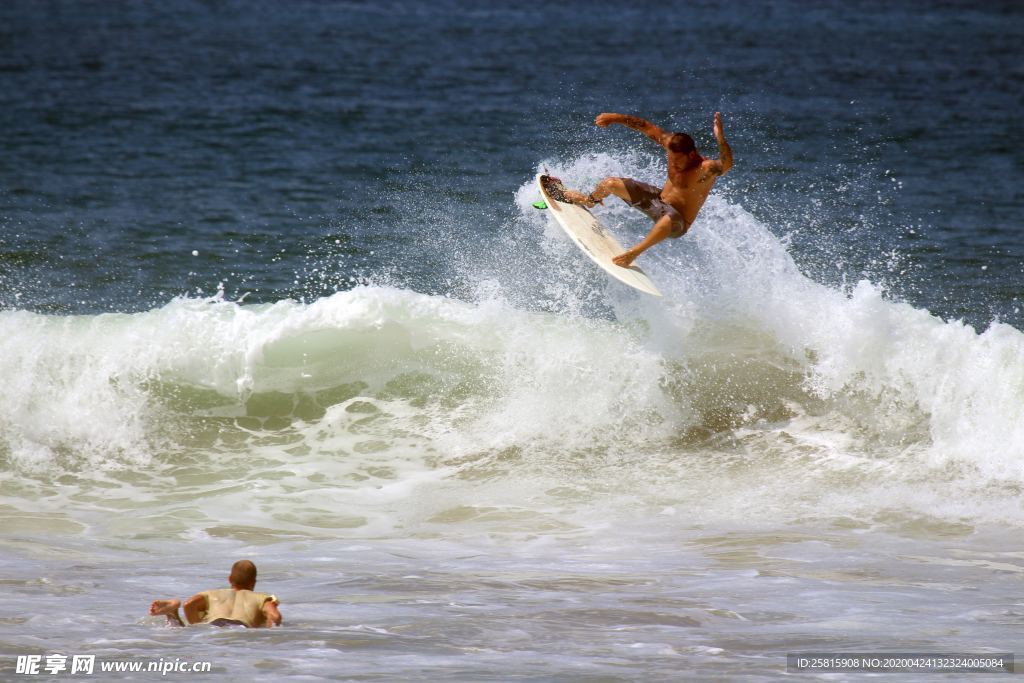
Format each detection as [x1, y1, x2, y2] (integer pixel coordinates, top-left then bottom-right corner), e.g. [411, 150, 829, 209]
[182, 593, 208, 625]
[262, 599, 282, 627]
[595, 113, 669, 146]
[709, 111, 733, 175]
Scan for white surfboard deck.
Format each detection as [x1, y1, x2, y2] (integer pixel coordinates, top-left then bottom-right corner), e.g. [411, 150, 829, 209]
[536, 173, 662, 297]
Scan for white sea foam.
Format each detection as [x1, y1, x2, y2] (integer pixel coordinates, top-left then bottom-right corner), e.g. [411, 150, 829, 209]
[1, 156, 1023, 531]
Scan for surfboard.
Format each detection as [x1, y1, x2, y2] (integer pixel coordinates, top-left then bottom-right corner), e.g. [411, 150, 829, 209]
[536, 174, 662, 297]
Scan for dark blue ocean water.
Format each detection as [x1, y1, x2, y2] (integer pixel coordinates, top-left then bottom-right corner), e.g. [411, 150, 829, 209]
[2, 0, 1021, 325]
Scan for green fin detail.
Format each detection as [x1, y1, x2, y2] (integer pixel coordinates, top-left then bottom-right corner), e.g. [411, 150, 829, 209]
[532, 200, 548, 210]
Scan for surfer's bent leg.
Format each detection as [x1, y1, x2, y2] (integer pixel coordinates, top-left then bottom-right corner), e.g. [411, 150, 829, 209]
[590, 177, 633, 203]
[564, 177, 633, 208]
[612, 214, 678, 268]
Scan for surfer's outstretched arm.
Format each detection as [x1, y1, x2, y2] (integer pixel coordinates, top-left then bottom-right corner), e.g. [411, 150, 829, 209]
[708, 112, 733, 175]
[595, 113, 670, 146]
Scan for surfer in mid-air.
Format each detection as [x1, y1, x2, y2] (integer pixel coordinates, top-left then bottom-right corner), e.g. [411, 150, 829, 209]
[563, 112, 733, 267]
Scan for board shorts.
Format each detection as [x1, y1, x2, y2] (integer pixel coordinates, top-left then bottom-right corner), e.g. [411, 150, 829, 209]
[621, 179, 690, 238]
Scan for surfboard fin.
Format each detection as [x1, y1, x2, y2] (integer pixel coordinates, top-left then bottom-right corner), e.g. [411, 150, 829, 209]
[532, 200, 548, 210]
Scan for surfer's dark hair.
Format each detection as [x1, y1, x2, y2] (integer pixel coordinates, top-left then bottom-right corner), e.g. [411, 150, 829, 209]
[668, 133, 696, 154]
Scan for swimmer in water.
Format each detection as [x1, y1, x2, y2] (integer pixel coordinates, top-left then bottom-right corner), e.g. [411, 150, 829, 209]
[149, 559, 282, 628]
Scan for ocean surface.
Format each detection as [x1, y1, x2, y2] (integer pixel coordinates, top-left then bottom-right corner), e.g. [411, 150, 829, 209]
[1, 1, 1023, 680]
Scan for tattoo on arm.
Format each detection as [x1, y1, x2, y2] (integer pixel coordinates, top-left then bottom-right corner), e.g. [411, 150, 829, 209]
[618, 115, 650, 131]
[614, 115, 655, 137]
[615, 115, 667, 146]
[717, 140, 733, 173]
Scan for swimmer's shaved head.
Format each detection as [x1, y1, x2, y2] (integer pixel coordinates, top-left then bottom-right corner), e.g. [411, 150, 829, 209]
[229, 560, 257, 590]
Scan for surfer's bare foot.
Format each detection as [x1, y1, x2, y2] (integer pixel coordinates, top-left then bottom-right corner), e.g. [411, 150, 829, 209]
[612, 250, 639, 268]
[150, 599, 185, 625]
[563, 190, 598, 208]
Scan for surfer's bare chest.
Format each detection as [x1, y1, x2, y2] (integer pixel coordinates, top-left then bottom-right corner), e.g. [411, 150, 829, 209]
[662, 162, 717, 212]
